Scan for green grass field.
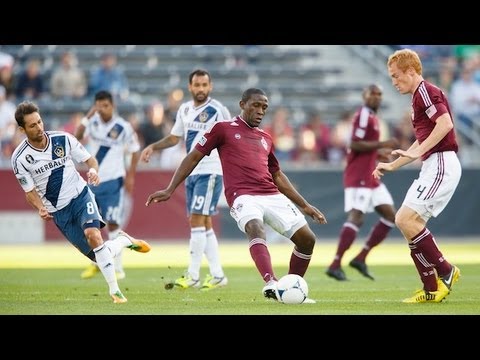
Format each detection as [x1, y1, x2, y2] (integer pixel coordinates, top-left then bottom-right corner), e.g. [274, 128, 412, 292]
[0, 240, 479, 315]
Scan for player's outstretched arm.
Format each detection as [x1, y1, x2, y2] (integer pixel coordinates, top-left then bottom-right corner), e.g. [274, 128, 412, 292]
[140, 134, 180, 163]
[145, 149, 205, 206]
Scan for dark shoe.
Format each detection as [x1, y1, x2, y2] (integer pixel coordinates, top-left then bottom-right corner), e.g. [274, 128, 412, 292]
[349, 259, 374, 280]
[326, 267, 347, 281]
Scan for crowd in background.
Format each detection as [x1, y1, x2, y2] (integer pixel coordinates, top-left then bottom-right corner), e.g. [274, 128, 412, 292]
[1, 45, 480, 169]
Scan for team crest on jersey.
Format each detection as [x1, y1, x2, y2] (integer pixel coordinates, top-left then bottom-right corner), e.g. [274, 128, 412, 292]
[109, 128, 119, 139]
[53, 144, 65, 158]
[199, 111, 208, 123]
[235, 133, 241, 140]
[25, 154, 37, 164]
[261, 137, 268, 151]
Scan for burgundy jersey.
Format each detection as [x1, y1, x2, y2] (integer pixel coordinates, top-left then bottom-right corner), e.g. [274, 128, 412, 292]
[195, 116, 280, 207]
[412, 81, 458, 160]
[344, 106, 381, 188]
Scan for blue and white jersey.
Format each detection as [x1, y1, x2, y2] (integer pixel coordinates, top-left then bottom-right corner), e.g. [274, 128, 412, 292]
[11, 131, 91, 213]
[172, 97, 230, 176]
[84, 114, 140, 182]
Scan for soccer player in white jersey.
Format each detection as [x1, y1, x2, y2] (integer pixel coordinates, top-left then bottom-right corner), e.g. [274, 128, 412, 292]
[11, 101, 150, 303]
[146, 88, 327, 302]
[75, 90, 141, 280]
[141, 69, 230, 290]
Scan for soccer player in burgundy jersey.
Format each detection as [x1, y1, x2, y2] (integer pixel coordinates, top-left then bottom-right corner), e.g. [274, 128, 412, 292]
[326, 84, 399, 281]
[373, 48, 461, 303]
[146, 88, 327, 302]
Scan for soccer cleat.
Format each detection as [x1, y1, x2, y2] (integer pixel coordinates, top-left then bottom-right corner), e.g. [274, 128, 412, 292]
[201, 274, 228, 290]
[111, 290, 128, 304]
[174, 274, 201, 289]
[438, 265, 461, 292]
[119, 231, 151, 253]
[349, 259, 375, 280]
[325, 267, 347, 281]
[81, 263, 100, 279]
[402, 288, 449, 303]
[116, 270, 126, 280]
[262, 280, 279, 301]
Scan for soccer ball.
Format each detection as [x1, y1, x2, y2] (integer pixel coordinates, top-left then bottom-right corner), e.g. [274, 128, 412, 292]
[276, 274, 308, 304]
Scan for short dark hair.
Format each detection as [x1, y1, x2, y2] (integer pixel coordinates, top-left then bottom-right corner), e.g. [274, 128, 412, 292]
[189, 69, 211, 84]
[241, 88, 267, 102]
[95, 90, 113, 103]
[15, 101, 39, 128]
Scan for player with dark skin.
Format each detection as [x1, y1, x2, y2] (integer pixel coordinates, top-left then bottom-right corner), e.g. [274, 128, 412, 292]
[326, 84, 399, 281]
[146, 88, 327, 300]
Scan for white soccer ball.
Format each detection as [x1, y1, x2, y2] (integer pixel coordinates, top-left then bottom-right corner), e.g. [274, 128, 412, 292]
[276, 274, 309, 304]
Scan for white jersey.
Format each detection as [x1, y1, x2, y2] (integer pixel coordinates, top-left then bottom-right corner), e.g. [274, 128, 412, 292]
[84, 113, 140, 182]
[172, 97, 230, 176]
[11, 131, 91, 213]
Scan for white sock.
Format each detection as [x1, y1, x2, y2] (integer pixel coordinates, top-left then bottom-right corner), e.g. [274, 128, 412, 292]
[205, 229, 224, 278]
[105, 232, 131, 258]
[109, 229, 123, 273]
[187, 226, 206, 280]
[93, 244, 119, 295]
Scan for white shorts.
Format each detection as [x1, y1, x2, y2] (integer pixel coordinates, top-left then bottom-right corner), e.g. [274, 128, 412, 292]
[344, 183, 394, 213]
[403, 151, 461, 222]
[230, 194, 307, 239]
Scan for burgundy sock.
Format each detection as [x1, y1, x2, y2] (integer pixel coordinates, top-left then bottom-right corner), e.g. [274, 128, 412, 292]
[409, 245, 437, 291]
[249, 238, 276, 282]
[289, 247, 312, 277]
[411, 228, 451, 277]
[329, 223, 357, 269]
[354, 218, 393, 262]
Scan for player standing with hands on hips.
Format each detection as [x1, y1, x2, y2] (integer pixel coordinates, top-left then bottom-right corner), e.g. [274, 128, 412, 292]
[145, 88, 327, 302]
[11, 101, 151, 304]
[373, 48, 461, 303]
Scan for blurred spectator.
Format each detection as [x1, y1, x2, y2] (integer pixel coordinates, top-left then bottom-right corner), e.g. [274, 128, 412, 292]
[263, 107, 296, 161]
[0, 52, 14, 69]
[139, 101, 168, 147]
[0, 85, 16, 158]
[50, 51, 87, 99]
[0, 64, 15, 100]
[164, 88, 184, 123]
[449, 64, 480, 130]
[15, 58, 45, 100]
[88, 53, 129, 101]
[329, 110, 353, 165]
[295, 111, 331, 163]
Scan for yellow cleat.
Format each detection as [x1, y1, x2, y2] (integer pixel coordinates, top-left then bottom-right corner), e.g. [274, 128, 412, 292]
[174, 274, 201, 289]
[402, 288, 449, 303]
[119, 231, 151, 253]
[438, 265, 460, 292]
[81, 263, 100, 279]
[111, 291, 128, 304]
[201, 274, 228, 290]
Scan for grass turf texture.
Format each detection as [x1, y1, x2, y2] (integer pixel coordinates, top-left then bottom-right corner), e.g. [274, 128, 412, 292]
[0, 241, 479, 315]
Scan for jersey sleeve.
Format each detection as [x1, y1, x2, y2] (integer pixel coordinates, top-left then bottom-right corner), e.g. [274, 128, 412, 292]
[195, 122, 223, 156]
[423, 86, 449, 123]
[68, 132, 92, 163]
[171, 107, 185, 137]
[11, 156, 35, 193]
[124, 123, 141, 153]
